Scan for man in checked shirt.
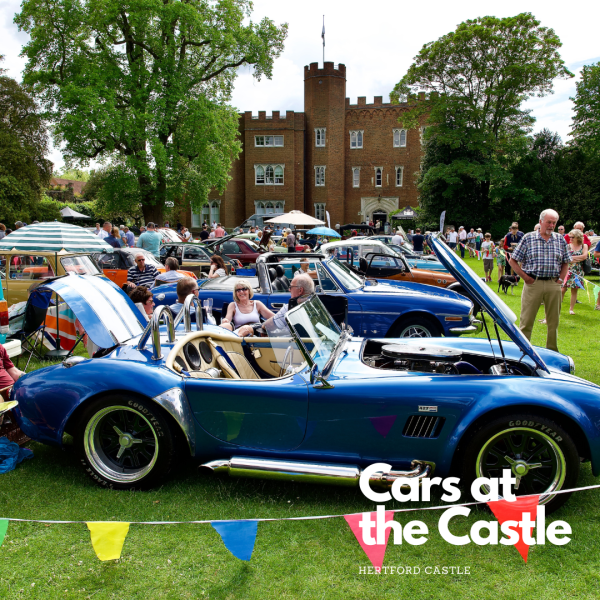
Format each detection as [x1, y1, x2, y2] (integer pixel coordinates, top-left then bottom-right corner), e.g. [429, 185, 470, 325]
[508, 209, 571, 352]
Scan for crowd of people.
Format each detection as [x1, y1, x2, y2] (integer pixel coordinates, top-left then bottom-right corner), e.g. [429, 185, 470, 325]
[446, 213, 599, 354]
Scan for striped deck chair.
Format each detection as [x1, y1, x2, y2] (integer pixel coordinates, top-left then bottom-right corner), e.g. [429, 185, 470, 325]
[44, 302, 83, 357]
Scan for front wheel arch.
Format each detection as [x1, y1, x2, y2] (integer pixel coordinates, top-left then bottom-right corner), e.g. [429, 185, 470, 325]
[451, 404, 591, 475]
[387, 312, 443, 338]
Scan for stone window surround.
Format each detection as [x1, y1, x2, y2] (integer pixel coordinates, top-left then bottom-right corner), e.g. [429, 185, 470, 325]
[315, 128, 326, 147]
[352, 167, 360, 188]
[395, 166, 404, 187]
[350, 130, 364, 149]
[255, 135, 284, 147]
[254, 164, 285, 185]
[374, 166, 383, 187]
[314, 165, 326, 187]
[393, 128, 407, 148]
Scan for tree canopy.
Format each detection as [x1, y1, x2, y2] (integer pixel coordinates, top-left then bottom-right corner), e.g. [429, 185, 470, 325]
[570, 61, 600, 156]
[16, 0, 288, 223]
[391, 13, 573, 231]
[0, 56, 53, 225]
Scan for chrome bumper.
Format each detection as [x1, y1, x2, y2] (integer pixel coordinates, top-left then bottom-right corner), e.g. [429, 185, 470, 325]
[449, 319, 482, 335]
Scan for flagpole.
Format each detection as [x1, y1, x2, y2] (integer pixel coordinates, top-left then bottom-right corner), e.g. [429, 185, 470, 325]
[322, 15, 325, 65]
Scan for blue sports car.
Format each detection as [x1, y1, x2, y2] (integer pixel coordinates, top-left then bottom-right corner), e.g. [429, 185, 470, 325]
[153, 252, 478, 339]
[11, 236, 598, 513]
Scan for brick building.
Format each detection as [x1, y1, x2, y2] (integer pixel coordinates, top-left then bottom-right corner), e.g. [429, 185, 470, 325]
[187, 62, 423, 231]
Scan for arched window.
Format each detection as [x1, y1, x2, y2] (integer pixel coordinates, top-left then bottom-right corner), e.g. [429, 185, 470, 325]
[275, 202, 284, 213]
[210, 201, 220, 224]
[265, 165, 274, 184]
[256, 201, 265, 215]
[357, 131, 363, 147]
[265, 201, 275, 214]
[201, 203, 210, 224]
[350, 130, 363, 149]
[274, 165, 284, 184]
[393, 130, 400, 147]
[400, 130, 406, 146]
[375, 167, 382, 187]
[255, 166, 265, 185]
[352, 167, 360, 188]
[393, 129, 406, 147]
[315, 166, 325, 186]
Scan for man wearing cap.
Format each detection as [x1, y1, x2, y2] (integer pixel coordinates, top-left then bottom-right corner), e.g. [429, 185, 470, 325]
[136, 222, 162, 258]
[509, 209, 570, 352]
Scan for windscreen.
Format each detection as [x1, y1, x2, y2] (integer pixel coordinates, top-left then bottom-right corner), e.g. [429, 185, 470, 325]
[327, 259, 363, 290]
[61, 255, 101, 276]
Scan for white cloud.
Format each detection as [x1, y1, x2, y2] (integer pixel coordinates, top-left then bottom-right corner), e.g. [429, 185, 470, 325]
[2, 0, 599, 167]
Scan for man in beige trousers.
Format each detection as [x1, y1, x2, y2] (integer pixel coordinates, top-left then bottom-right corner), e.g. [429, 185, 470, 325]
[508, 209, 571, 353]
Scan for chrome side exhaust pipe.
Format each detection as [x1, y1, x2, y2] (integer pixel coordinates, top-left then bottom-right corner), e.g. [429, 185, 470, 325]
[201, 456, 434, 488]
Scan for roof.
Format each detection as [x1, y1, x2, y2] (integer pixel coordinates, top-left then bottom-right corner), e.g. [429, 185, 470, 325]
[322, 239, 387, 248]
[50, 177, 87, 196]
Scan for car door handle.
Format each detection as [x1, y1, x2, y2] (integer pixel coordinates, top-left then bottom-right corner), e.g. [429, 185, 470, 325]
[271, 303, 285, 309]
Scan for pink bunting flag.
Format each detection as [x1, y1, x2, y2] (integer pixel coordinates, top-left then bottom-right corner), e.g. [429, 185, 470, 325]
[487, 495, 540, 563]
[344, 510, 395, 571]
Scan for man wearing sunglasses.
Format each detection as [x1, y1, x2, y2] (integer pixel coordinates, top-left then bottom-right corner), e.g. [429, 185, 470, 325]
[126, 251, 160, 288]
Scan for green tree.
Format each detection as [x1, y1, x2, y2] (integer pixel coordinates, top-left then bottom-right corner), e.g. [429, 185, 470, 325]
[391, 13, 572, 229]
[16, 0, 287, 223]
[570, 62, 600, 156]
[56, 167, 90, 182]
[0, 57, 53, 225]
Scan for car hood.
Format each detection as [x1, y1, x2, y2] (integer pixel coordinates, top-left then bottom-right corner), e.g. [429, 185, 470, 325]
[36, 274, 146, 348]
[430, 234, 549, 372]
[359, 278, 469, 302]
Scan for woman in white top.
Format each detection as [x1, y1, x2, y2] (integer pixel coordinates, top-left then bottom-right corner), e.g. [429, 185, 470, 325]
[207, 255, 227, 278]
[220, 280, 274, 337]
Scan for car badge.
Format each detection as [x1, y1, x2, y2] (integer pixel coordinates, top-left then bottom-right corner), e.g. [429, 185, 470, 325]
[418, 406, 438, 413]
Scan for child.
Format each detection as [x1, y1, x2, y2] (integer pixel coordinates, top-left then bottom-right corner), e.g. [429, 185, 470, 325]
[481, 233, 495, 282]
[495, 242, 505, 282]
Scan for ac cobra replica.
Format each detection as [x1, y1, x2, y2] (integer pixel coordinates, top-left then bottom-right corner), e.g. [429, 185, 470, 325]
[10, 236, 600, 513]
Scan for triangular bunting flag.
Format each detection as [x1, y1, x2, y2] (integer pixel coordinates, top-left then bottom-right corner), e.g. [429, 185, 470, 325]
[594, 285, 600, 304]
[344, 511, 394, 571]
[369, 415, 397, 438]
[0, 519, 8, 547]
[87, 522, 130, 561]
[487, 495, 540, 563]
[212, 520, 258, 561]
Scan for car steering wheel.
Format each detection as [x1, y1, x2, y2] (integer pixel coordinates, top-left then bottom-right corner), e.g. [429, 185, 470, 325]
[279, 344, 294, 377]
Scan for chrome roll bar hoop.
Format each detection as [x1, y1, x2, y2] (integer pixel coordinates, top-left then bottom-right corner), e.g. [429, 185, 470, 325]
[137, 305, 175, 360]
[173, 294, 203, 333]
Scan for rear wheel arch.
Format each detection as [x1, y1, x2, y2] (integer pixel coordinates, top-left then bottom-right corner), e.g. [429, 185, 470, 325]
[64, 390, 190, 455]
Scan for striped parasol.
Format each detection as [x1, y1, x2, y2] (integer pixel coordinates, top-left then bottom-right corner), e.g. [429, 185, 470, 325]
[0, 222, 113, 253]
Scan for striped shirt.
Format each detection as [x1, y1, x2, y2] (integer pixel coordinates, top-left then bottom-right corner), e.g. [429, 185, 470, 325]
[127, 264, 159, 287]
[511, 231, 571, 278]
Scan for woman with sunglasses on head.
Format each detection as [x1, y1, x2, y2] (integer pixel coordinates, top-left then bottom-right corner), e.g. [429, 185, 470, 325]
[207, 255, 227, 279]
[220, 280, 274, 337]
[129, 285, 155, 322]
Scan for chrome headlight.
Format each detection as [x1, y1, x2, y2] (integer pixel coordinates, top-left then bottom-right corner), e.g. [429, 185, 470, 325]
[567, 355, 575, 374]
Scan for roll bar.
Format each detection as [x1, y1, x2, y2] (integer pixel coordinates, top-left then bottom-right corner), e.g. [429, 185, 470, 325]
[173, 294, 203, 333]
[137, 305, 175, 360]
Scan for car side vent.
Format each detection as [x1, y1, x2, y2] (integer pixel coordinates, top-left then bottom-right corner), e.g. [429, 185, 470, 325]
[402, 415, 445, 439]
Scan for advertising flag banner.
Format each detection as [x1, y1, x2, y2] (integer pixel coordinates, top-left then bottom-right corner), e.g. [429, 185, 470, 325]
[211, 520, 258, 561]
[86, 522, 130, 561]
[0, 519, 8, 547]
[344, 511, 395, 570]
[487, 495, 540, 563]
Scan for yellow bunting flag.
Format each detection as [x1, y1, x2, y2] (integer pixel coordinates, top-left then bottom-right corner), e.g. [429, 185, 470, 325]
[87, 522, 130, 561]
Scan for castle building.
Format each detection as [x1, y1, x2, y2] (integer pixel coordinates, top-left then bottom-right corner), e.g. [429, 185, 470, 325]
[187, 62, 423, 231]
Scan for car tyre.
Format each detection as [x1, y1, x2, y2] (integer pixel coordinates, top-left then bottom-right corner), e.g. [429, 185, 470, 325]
[75, 395, 178, 490]
[391, 315, 442, 338]
[461, 413, 579, 513]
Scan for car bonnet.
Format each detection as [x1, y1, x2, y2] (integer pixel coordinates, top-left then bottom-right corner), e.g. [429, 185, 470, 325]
[430, 234, 549, 372]
[36, 274, 146, 349]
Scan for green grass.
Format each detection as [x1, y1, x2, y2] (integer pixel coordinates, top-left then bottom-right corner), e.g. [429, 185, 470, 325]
[1, 257, 600, 600]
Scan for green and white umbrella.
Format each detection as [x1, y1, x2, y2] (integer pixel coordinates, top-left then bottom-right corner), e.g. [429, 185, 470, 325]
[0, 221, 112, 254]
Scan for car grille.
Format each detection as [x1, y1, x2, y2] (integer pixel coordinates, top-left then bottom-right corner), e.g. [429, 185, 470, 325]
[402, 415, 445, 438]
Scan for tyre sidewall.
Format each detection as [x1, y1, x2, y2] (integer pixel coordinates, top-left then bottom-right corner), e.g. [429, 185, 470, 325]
[75, 395, 176, 490]
[461, 413, 580, 513]
[392, 315, 442, 338]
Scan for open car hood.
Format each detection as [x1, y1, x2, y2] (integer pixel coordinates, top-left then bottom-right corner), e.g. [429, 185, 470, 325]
[36, 275, 145, 349]
[430, 235, 549, 373]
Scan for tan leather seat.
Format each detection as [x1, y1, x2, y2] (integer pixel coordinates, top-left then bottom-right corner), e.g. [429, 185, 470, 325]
[216, 355, 240, 379]
[207, 339, 259, 380]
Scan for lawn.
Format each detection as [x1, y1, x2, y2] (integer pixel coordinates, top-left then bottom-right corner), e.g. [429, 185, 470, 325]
[1, 257, 600, 600]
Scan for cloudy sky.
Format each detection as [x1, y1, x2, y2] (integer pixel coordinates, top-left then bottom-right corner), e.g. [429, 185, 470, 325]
[2, 0, 599, 171]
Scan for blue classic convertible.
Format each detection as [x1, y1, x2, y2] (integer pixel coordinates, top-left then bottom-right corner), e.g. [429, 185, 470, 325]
[11, 237, 600, 513]
[153, 252, 478, 339]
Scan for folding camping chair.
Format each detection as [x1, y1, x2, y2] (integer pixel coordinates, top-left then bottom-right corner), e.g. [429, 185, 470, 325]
[14, 288, 52, 370]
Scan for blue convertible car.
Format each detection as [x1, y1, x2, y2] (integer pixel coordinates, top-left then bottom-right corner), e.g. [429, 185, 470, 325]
[11, 236, 600, 513]
[153, 252, 478, 339]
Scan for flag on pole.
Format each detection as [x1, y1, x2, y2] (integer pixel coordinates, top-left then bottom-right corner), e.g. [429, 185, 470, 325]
[322, 16, 325, 48]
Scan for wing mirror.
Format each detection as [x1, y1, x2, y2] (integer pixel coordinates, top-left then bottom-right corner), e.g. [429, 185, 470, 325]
[310, 363, 334, 389]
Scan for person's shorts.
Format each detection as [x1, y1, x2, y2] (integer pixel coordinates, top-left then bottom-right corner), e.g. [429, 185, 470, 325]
[483, 258, 494, 271]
